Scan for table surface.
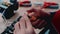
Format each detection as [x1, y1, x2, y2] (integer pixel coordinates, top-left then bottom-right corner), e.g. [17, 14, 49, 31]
[0, 0, 60, 34]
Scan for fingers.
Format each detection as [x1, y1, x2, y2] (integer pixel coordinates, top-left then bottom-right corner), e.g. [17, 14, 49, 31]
[32, 19, 40, 25]
[14, 22, 20, 32]
[32, 19, 47, 28]
[37, 20, 46, 28]
[14, 17, 26, 34]
[19, 17, 26, 30]
[14, 14, 33, 31]
[14, 14, 35, 34]
[23, 14, 32, 29]
[14, 17, 26, 31]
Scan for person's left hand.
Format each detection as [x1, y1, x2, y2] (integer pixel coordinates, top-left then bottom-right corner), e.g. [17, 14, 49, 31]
[14, 14, 35, 34]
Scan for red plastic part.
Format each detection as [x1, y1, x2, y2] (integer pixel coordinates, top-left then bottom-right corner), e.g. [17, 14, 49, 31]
[19, 1, 31, 6]
[22, 1, 31, 3]
[43, 2, 58, 8]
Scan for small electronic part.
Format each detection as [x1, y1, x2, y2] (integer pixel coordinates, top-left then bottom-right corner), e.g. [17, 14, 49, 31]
[34, 2, 59, 9]
[19, 1, 32, 7]
[43, 2, 59, 9]
[0, 0, 18, 19]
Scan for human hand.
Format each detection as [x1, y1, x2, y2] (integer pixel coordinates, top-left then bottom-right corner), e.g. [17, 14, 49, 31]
[14, 14, 35, 34]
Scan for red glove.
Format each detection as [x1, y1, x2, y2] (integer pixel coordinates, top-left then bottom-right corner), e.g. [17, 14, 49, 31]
[27, 8, 50, 29]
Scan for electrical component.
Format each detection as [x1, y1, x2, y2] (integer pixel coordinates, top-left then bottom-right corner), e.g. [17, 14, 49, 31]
[34, 2, 59, 9]
[0, 0, 18, 19]
[43, 2, 59, 9]
[19, 1, 32, 7]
